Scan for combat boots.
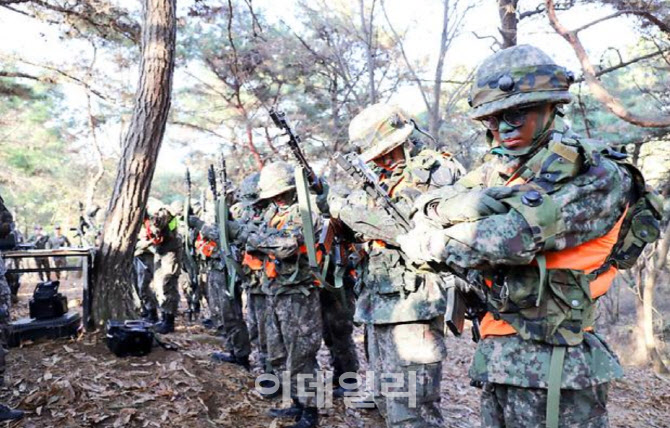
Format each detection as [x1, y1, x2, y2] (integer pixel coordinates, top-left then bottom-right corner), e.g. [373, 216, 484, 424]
[288, 407, 318, 428]
[268, 397, 303, 419]
[0, 403, 23, 421]
[333, 376, 358, 398]
[141, 308, 158, 324]
[154, 312, 175, 334]
[211, 351, 250, 370]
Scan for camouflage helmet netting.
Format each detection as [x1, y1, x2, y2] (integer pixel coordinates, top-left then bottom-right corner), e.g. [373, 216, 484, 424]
[469, 45, 574, 120]
[349, 103, 415, 162]
[238, 172, 260, 201]
[257, 161, 296, 200]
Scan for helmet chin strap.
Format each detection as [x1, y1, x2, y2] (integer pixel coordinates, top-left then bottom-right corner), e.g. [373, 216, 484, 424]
[497, 109, 557, 157]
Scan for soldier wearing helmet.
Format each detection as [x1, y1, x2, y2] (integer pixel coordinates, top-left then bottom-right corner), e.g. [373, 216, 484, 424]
[245, 161, 323, 428]
[329, 103, 465, 427]
[398, 45, 656, 427]
[141, 198, 182, 333]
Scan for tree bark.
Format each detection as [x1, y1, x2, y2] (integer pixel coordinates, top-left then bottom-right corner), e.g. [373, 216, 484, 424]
[545, 0, 670, 127]
[360, 0, 377, 104]
[498, 0, 518, 48]
[91, 0, 176, 326]
[429, 0, 451, 138]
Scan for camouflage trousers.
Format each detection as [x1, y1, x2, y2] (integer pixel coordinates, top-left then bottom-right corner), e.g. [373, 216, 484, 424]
[135, 254, 156, 312]
[266, 290, 322, 407]
[53, 257, 67, 280]
[481, 382, 609, 428]
[0, 258, 12, 384]
[247, 292, 269, 371]
[151, 250, 180, 315]
[366, 318, 446, 428]
[36, 257, 51, 282]
[207, 269, 251, 358]
[321, 287, 359, 379]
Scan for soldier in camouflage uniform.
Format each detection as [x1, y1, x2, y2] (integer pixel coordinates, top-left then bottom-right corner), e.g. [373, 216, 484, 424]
[246, 161, 322, 428]
[329, 103, 465, 428]
[29, 226, 51, 282]
[0, 197, 25, 420]
[48, 225, 71, 280]
[145, 200, 182, 334]
[135, 213, 158, 323]
[398, 45, 657, 428]
[232, 172, 272, 371]
[189, 204, 252, 370]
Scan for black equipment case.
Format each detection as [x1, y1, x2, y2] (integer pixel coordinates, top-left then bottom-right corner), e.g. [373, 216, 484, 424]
[7, 312, 81, 348]
[29, 281, 68, 320]
[106, 320, 154, 357]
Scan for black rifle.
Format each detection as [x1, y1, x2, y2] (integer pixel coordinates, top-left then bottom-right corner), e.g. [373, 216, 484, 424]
[333, 152, 413, 234]
[334, 151, 484, 341]
[183, 169, 201, 321]
[269, 109, 323, 194]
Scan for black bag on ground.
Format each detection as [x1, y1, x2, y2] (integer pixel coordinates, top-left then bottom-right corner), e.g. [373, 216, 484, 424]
[29, 281, 68, 320]
[106, 320, 154, 357]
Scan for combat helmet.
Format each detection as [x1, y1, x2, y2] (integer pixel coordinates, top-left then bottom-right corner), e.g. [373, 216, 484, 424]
[469, 45, 574, 120]
[238, 172, 260, 203]
[349, 103, 415, 162]
[257, 162, 295, 200]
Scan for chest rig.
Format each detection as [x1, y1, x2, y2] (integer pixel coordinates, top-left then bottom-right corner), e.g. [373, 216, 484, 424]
[469, 132, 661, 347]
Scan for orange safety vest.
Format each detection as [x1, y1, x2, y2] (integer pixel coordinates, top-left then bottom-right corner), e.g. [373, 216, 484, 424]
[479, 177, 627, 339]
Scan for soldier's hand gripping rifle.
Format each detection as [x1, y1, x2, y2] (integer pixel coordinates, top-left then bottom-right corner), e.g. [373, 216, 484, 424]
[269, 109, 323, 194]
[183, 169, 201, 321]
[333, 152, 413, 245]
[334, 151, 483, 340]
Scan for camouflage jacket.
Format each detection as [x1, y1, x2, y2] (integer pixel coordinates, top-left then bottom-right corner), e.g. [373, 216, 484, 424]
[189, 215, 245, 271]
[332, 148, 464, 324]
[246, 201, 321, 295]
[427, 131, 632, 388]
[234, 202, 267, 294]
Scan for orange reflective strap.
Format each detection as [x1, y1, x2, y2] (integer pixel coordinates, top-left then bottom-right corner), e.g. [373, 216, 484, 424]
[242, 252, 264, 271]
[264, 255, 278, 278]
[372, 240, 387, 249]
[195, 233, 217, 258]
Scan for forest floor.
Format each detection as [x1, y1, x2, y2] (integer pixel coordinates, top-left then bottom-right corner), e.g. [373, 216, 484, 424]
[1, 276, 669, 428]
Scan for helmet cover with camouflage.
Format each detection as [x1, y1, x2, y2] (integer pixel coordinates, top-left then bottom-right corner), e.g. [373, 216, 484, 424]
[349, 103, 415, 163]
[469, 44, 574, 120]
[238, 172, 260, 203]
[257, 161, 296, 201]
[146, 197, 165, 217]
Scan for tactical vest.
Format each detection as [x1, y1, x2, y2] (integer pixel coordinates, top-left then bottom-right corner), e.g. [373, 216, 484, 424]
[465, 132, 662, 346]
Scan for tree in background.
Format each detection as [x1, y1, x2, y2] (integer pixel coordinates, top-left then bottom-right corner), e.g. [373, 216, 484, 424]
[91, 0, 176, 324]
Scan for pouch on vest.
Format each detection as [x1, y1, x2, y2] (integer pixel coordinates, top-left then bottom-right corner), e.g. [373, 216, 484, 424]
[29, 281, 68, 320]
[606, 164, 663, 270]
[106, 320, 154, 357]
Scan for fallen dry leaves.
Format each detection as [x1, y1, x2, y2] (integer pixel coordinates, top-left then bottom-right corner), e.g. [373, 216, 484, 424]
[0, 279, 667, 427]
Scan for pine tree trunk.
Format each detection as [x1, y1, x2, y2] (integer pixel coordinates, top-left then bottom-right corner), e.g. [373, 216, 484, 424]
[90, 0, 176, 327]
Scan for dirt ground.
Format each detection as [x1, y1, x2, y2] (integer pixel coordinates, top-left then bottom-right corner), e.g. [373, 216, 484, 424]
[2, 275, 669, 428]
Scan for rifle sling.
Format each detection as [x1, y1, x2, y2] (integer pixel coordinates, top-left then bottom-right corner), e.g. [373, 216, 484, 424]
[295, 167, 340, 291]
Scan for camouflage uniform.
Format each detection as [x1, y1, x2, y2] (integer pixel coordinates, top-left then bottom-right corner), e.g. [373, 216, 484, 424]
[330, 104, 464, 428]
[0, 197, 23, 420]
[192, 217, 252, 363]
[0, 209, 21, 300]
[48, 228, 71, 280]
[246, 162, 323, 410]
[29, 229, 51, 282]
[232, 172, 271, 370]
[399, 45, 647, 427]
[134, 222, 157, 316]
[0, 198, 14, 381]
[146, 204, 182, 319]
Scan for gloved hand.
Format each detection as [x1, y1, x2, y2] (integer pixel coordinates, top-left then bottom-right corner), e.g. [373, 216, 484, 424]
[414, 186, 513, 226]
[396, 223, 450, 264]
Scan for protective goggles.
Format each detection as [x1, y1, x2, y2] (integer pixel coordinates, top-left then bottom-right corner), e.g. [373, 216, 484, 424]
[480, 108, 529, 131]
